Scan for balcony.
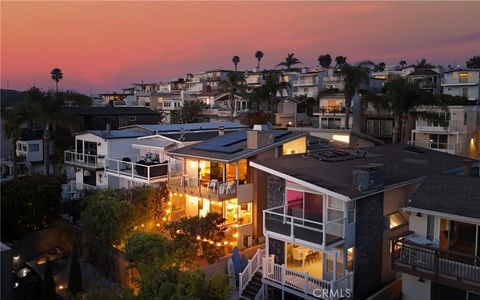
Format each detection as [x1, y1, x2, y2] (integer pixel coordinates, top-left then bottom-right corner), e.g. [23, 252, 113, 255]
[168, 172, 238, 200]
[415, 120, 459, 132]
[293, 79, 318, 87]
[313, 106, 346, 115]
[105, 156, 175, 184]
[64, 151, 105, 170]
[262, 256, 354, 300]
[392, 239, 480, 291]
[364, 107, 393, 117]
[264, 206, 345, 249]
[407, 141, 462, 154]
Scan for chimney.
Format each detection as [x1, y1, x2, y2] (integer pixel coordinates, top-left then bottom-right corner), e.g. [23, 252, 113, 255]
[463, 159, 477, 177]
[353, 163, 385, 191]
[247, 129, 274, 150]
[106, 123, 111, 134]
[218, 126, 225, 136]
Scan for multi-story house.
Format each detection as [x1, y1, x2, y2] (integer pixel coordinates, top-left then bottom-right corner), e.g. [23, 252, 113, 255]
[64, 126, 150, 193]
[410, 105, 480, 159]
[240, 143, 473, 300]
[278, 71, 300, 97]
[442, 69, 480, 102]
[245, 70, 265, 90]
[407, 69, 441, 94]
[392, 173, 480, 300]
[292, 69, 325, 99]
[104, 122, 247, 190]
[315, 69, 384, 131]
[275, 98, 308, 127]
[200, 92, 250, 122]
[166, 126, 308, 249]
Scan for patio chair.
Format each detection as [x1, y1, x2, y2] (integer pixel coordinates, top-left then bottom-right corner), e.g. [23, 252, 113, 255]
[208, 179, 218, 192]
[223, 181, 235, 195]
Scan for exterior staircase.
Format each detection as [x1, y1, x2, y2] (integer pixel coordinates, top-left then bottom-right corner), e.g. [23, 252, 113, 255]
[239, 249, 265, 300]
[240, 271, 262, 299]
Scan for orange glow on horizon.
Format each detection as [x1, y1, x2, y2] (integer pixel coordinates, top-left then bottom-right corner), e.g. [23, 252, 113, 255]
[1, 1, 479, 93]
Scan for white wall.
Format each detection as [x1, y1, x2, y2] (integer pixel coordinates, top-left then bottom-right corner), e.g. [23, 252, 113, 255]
[402, 273, 431, 300]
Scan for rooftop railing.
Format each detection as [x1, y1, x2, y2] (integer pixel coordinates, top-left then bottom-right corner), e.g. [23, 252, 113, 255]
[64, 151, 105, 169]
[105, 156, 179, 183]
[168, 173, 238, 199]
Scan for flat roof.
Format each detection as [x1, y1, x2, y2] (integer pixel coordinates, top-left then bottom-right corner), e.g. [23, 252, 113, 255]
[82, 129, 149, 139]
[64, 106, 161, 116]
[407, 175, 480, 219]
[250, 144, 477, 199]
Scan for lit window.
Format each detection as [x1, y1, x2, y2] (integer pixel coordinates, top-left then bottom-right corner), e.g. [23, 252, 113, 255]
[238, 203, 252, 225]
[387, 211, 408, 230]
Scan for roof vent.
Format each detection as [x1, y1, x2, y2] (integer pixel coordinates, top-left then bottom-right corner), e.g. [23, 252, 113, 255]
[253, 124, 269, 131]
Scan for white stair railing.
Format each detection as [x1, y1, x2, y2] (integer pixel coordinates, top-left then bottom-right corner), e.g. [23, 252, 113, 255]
[239, 249, 266, 298]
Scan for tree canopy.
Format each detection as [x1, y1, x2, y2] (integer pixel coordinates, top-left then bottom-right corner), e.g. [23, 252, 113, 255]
[170, 101, 207, 124]
[466, 55, 480, 69]
[1, 175, 61, 239]
[276, 53, 302, 71]
[318, 54, 332, 68]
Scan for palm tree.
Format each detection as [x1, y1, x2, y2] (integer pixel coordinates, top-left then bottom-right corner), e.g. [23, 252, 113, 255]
[262, 71, 291, 115]
[50, 68, 63, 93]
[276, 53, 302, 71]
[249, 85, 270, 112]
[339, 64, 369, 129]
[217, 73, 247, 121]
[370, 78, 439, 143]
[318, 54, 332, 69]
[25, 87, 73, 176]
[415, 58, 434, 70]
[232, 56, 240, 71]
[399, 60, 407, 68]
[466, 55, 480, 69]
[1, 104, 30, 179]
[254, 51, 264, 69]
[335, 56, 347, 68]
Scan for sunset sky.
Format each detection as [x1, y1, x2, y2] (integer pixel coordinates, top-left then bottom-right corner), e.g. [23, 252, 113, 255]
[1, 1, 479, 94]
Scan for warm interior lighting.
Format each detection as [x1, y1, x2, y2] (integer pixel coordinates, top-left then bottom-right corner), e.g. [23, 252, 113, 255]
[199, 161, 206, 170]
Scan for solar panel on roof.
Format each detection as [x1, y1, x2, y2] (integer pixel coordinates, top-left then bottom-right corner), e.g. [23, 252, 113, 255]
[192, 144, 243, 154]
[332, 149, 349, 156]
[317, 151, 336, 158]
[271, 131, 291, 139]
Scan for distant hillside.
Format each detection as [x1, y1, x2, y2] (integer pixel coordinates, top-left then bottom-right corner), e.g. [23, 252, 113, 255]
[1, 89, 25, 107]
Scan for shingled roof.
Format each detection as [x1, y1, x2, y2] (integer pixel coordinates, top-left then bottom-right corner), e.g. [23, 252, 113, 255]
[407, 175, 480, 219]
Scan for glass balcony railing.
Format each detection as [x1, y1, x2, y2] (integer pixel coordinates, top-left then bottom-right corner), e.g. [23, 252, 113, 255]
[263, 205, 345, 248]
[64, 151, 105, 169]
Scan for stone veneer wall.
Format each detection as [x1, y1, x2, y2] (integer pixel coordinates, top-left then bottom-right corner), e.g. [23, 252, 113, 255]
[267, 174, 285, 208]
[353, 192, 384, 299]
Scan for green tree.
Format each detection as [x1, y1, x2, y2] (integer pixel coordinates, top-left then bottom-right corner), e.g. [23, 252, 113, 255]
[254, 50, 264, 69]
[166, 212, 226, 264]
[84, 284, 133, 300]
[51, 68, 63, 93]
[68, 245, 82, 296]
[1, 103, 31, 179]
[335, 55, 347, 67]
[376, 62, 386, 72]
[276, 53, 302, 71]
[138, 267, 231, 300]
[339, 64, 368, 129]
[1, 175, 61, 239]
[466, 55, 480, 68]
[263, 71, 291, 114]
[217, 73, 247, 121]
[399, 60, 407, 68]
[42, 259, 57, 300]
[364, 78, 439, 143]
[170, 101, 207, 123]
[318, 54, 332, 69]
[125, 232, 180, 268]
[81, 190, 136, 246]
[232, 55, 240, 71]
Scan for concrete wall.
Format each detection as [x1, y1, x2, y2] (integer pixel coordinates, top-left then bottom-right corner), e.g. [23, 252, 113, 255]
[402, 273, 431, 300]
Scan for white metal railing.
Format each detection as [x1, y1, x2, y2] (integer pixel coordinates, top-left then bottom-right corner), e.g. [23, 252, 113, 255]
[167, 173, 238, 198]
[407, 141, 462, 153]
[105, 156, 179, 183]
[262, 256, 354, 300]
[263, 205, 345, 248]
[239, 249, 266, 298]
[293, 79, 318, 86]
[64, 151, 105, 169]
[416, 119, 458, 131]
